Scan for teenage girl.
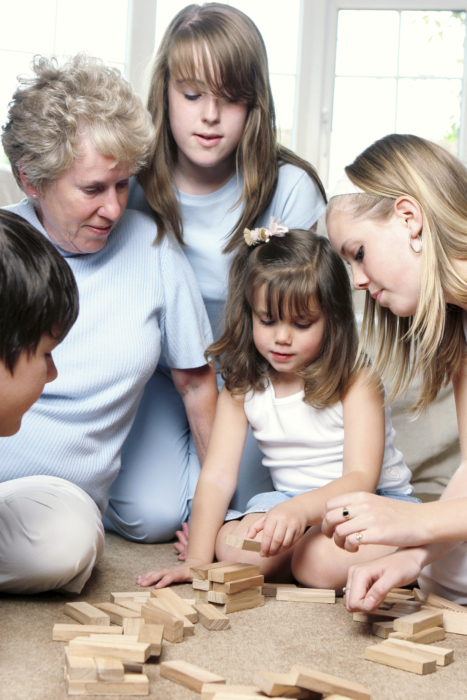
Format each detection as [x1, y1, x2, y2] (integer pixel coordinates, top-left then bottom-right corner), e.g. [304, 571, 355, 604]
[137, 226, 417, 590]
[323, 133, 467, 608]
[104, 3, 327, 545]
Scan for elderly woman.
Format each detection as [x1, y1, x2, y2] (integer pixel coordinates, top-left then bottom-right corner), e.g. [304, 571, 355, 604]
[0, 55, 217, 595]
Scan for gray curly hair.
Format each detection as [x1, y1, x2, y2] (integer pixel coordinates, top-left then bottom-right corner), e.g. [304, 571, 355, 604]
[2, 54, 156, 194]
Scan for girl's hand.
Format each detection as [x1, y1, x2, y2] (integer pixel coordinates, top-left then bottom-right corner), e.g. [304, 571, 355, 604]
[136, 558, 204, 589]
[344, 548, 425, 612]
[247, 501, 307, 557]
[322, 492, 425, 551]
[172, 522, 189, 561]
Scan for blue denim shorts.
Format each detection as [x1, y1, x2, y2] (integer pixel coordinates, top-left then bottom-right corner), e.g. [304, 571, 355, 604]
[224, 487, 420, 522]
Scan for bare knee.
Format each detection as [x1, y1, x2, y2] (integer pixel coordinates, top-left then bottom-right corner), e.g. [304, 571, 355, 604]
[291, 530, 348, 591]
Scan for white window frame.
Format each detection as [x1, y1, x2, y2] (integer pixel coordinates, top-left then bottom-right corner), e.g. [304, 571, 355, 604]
[125, 0, 158, 100]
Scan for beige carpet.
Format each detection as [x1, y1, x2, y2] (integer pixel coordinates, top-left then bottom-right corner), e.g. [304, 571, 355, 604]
[1, 532, 467, 700]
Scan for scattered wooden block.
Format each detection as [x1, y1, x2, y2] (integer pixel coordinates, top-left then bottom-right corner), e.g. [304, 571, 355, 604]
[68, 637, 151, 664]
[66, 673, 149, 695]
[115, 600, 144, 614]
[201, 684, 263, 699]
[253, 670, 313, 697]
[137, 623, 163, 656]
[413, 588, 427, 603]
[190, 561, 234, 581]
[372, 621, 394, 639]
[147, 598, 194, 636]
[65, 648, 97, 680]
[225, 534, 262, 552]
[290, 664, 371, 700]
[95, 657, 125, 682]
[426, 593, 467, 613]
[388, 626, 445, 644]
[110, 592, 151, 604]
[195, 590, 209, 601]
[217, 595, 265, 614]
[393, 609, 443, 635]
[208, 587, 263, 605]
[440, 609, 467, 635]
[141, 601, 183, 643]
[208, 564, 261, 583]
[92, 602, 141, 626]
[53, 624, 123, 642]
[214, 575, 264, 595]
[64, 602, 110, 627]
[262, 583, 297, 597]
[150, 587, 198, 622]
[194, 602, 231, 630]
[123, 662, 144, 674]
[193, 579, 213, 591]
[353, 610, 404, 623]
[364, 643, 436, 675]
[88, 635, 138, 643]
[276, 589, 335, 604]
[382, 637, 454, 666]
[160, 659, 226, 693]
[123, 618, 144, 636]
[390, 601, 422, 614]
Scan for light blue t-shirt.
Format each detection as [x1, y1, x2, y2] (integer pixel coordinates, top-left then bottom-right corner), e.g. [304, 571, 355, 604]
[0, 200, 212, 512]
[128, 163, 326, 338]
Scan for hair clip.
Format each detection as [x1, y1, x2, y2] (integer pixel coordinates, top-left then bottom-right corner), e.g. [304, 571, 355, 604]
[244, 216, 288, 246]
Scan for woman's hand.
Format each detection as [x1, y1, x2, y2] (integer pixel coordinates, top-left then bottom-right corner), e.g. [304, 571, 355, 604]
[173, 522, 189, 560]
[344, 548, 425, 611]
[136, 558, 204, 589]
[322, 492, 425, 551]
[247, 501, 308, 557]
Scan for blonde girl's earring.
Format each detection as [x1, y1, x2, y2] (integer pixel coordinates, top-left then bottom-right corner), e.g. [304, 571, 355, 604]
[409, 232, 422, 254]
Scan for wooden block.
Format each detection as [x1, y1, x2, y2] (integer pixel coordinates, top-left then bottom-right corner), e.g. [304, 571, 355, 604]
[208, 586, 263, 604]
[390, 601, 422, 614]
[194, 602, 230, 630]
[110, 591, 151, 604]
[276, 589, 335, 604]
[389, 626, 445, 644]
[426, 592, 467, 613]
[68, 637, 151, 664]
[372, 621, 394, 639]
[262, 583, 297, 597]
[146, 598, 194, 636]
[53, 624, 123, 642]
[95, 656, 125, 681]
[64, 602, 111, 626]
[217, 595, 265, 614]
[123, 618, 144, 636]
[141, 601, 183, 643]
[201, 684, 263, 699]
[190, 561, 235, 581]
[115, 600, 144, 614]
[391, 588, 416, 596]
[195, 589, 209, 601]
[393, 609, 443, 635]
[225, 534, 262, 552]
[214, 575, 264, 595]
[193, 579, 213, 591]
[364, 643, 436, 675]
[290, 664, 371, 700]
[160, 659, 225, 693]
[137, 623, 163, 656]
[382, 637, 454, 666]
[66, 673, 149, 695]
[440, 609, 467, 635]
[150, 587, 198, 622]
[253, 670, 312, 697]
[65, 649, 97, 680]
[123, 662, 144, 674]
[413, 588, 427, 603]
[88, 635, 138, 643]
[208, 563, 261, 583]
[92, 602, 141, 625]
[353, 610, 404, 623]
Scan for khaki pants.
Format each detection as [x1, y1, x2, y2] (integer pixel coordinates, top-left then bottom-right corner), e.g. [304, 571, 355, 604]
[0, 476, 104, 594]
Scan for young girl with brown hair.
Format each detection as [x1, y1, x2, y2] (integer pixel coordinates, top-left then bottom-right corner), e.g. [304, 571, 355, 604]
[105, 3, 327, 546]
[137, 223, 416, 589]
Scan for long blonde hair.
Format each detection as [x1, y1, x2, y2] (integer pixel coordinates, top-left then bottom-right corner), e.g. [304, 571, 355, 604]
[327, 134, 467, 413]
[139, 3, 325, 251]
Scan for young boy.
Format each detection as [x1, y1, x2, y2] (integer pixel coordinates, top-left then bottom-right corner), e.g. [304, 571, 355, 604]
[0, 208, 78, 435]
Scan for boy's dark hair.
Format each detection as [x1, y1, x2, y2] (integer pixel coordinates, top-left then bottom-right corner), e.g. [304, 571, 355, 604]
[0, 209, 79, 372]
[207, 229, 358, 408]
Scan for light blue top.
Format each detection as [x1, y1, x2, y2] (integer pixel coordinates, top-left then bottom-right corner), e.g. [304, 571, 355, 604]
[128, 163, 326, 338]
[0, 200, 212, 512]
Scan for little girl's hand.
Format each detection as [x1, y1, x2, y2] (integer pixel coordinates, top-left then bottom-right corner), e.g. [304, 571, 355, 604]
[136, 558, 204, 589]
[249, 503, 307, 557]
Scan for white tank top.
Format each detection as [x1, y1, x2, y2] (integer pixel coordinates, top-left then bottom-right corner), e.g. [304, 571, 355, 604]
[243, 381, 413, 494]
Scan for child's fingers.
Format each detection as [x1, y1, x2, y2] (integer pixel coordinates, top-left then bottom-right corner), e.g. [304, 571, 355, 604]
[246, 515, 266, 540]
[261, 520, 287, 557]
[136, 565, 191, 588]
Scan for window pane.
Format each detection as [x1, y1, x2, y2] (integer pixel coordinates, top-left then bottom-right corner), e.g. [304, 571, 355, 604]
[1, 0, 56, 54]
[329, 78, 396, 190]
[270, 74, 296, 147]
[399, 11, 465, 78]
[335, 10, 400, 77]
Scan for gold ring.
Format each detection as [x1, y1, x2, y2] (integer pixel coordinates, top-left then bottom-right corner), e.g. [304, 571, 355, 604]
[356, 532, 363, 543]
[342, 507, 350, 520]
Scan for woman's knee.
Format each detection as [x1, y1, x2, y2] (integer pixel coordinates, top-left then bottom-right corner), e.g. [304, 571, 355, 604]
[105, 495, 186, 544]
